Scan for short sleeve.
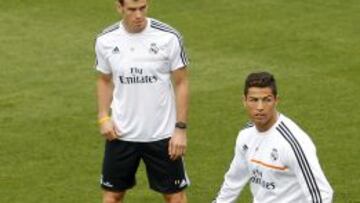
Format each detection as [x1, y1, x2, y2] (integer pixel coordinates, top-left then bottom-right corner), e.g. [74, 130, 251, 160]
[94, 38, 112, 74]
[168, 35, 189, 71]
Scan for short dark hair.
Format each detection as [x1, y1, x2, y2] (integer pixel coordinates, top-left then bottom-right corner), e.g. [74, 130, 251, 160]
[118, 0, 141, 6]
[244, 72, 277, 97]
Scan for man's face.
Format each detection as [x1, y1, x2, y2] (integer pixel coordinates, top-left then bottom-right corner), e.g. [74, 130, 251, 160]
[118, 0, 148, 33]
[243, 87, 278, 131]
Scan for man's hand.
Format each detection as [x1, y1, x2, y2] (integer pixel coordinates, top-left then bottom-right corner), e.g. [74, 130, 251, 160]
[99, 120, 120, 141]
[168, 128, 187, 160]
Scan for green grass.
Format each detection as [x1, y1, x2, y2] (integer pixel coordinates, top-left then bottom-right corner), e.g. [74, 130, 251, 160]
[0, 0, 359, 202]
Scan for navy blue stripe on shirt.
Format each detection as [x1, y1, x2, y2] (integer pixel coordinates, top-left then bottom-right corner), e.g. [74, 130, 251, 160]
[150, 21, 188, 66]
[276, 122, 322, 203]
[97, 22, 120, 38]
[279, 122, 322, 202]
[150, 21, 187, 65]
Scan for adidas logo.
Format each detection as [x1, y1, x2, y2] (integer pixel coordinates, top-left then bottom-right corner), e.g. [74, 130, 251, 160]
[179, 179, 187, 188]
[100, 175, 114, 188]
[102, 181, 114, 188]
[112, 46, 120, 54]
[174, 179, 187, 188]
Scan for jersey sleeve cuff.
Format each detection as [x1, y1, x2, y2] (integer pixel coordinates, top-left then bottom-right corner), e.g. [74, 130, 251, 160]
[96, 66, 112, 74]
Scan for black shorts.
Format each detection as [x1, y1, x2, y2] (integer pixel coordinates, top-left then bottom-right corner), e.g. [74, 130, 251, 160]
[100, 138, 189, 194]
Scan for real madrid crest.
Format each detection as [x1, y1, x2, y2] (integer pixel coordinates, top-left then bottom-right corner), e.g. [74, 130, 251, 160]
[149, 42, 159, 54]
[270, 148, 279, 161]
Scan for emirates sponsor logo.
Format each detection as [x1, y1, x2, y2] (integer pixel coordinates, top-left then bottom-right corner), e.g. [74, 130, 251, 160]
[250, 169, 275, 190]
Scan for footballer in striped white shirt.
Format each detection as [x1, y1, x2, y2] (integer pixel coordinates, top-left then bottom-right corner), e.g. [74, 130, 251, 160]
[213, 72, 333, 203]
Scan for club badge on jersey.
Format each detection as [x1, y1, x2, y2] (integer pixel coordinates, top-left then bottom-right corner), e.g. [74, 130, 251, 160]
[149, 43, 159, 54]
[270, 148, 279, 161]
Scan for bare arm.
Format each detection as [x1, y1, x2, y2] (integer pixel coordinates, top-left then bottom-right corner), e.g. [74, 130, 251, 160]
[173, 67, 189, 124]
[97, 73, 118, 140]
[168, 67, 189, 160]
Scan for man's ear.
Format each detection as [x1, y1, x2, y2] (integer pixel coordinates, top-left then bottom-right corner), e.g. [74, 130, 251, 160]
[242, 95, 247, 107]
[115, 1, 123, 15]
[274, 95, 279, 107]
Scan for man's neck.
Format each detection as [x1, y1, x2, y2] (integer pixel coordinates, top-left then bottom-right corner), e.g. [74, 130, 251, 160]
[122, 19, 147, 33]
[256, 112, 279, 133]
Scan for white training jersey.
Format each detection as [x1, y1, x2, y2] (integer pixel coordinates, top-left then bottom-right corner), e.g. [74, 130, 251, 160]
[214, 114, 333, 203]
[95, 18, 188, 142]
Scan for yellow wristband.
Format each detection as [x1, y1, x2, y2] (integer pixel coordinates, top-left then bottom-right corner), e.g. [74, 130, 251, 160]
[98, 116, 110, 125]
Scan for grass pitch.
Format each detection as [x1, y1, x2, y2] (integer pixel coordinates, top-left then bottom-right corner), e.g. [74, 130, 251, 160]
[0, 0, 359, 202]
